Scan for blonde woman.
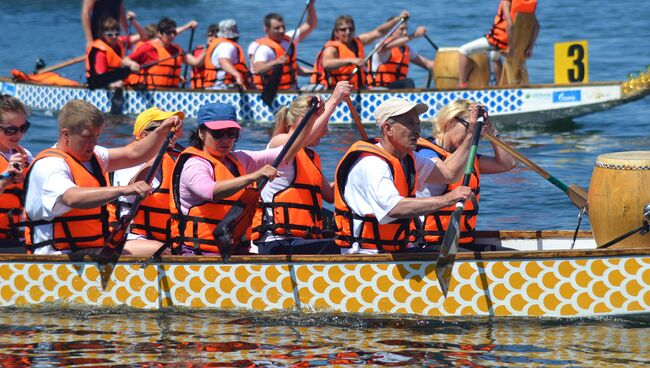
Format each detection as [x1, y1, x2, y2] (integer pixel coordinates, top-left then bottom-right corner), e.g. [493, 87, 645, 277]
[251, 81, 352, 254]
[413, 99, 516, 246]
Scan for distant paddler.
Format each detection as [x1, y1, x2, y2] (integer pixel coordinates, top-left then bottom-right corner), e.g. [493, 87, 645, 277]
[413, 99, 516, 246]
[199, 19, 251, 90]
[457, 0, 539, 88]
[0, 95, 33, 247]
[310, 11, 410, 90]
[169, 101, 324, 256]
[333, 98, 474, 254]
[249, 1, 318, 90]
[110, 107, 185, 257]
[82, 0, 128, 50]
[23, 100, 181, 255]
[121, 17, 205, 89]
[85, 13, 148, 89]
[366, 18, 435, 89]
[189, 24, 219, 89]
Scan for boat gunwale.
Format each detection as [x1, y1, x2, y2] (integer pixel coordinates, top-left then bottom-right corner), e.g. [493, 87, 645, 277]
[1, 230, 647, 265]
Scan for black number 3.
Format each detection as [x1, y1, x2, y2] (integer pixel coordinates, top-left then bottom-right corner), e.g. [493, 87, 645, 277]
[567, 44, 585, 82]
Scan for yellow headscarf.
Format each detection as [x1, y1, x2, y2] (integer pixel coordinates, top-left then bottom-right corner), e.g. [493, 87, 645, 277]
[133, 107, 185, 139]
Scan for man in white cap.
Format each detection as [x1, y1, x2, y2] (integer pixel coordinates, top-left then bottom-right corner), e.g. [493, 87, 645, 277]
[201, 19, 249, 90]
[332, 98, 477, 254]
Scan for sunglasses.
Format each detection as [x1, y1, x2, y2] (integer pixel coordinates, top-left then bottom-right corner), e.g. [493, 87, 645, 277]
[208, 128, 239, 140]
[455, 117, 470, 129]
[104, 31, 120, 38]
[162, 30, 177, 36]
[337, 27, 355, 33]
[0, 120, 30, 136]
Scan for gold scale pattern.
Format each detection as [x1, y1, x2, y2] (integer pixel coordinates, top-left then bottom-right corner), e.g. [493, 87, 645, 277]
[1, 256, 649, 317]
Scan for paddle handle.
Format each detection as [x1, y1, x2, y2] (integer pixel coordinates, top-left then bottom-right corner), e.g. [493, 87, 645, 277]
[182, 28, 196, 88]
[345, 96, 368, 140]
[35, 55, 85, 74]
[453, 113, 485, 209]
[0, 163, 20, 180]
[483, 133, 569, 192]
[423, 34, 439, 51]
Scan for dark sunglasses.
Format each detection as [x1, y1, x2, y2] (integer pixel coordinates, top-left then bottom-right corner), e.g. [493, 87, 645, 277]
[337, 26, 354, 32]
[0, 120, 30, 136]
[104, 31, 120, 38]
[162, 30, 177, 36]
[455, 116, 470, 129]
[208, 128, 239, 140]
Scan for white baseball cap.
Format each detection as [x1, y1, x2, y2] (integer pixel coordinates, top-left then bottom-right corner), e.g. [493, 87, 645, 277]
[374, 98, 428, 126]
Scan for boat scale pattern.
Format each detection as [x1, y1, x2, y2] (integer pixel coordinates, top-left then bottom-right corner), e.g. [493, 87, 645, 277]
[1, 255, 649, 317]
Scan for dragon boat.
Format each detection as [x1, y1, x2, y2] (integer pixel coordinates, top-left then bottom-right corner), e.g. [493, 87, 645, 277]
[1, 71, 649, 125]
[2, 230, 650, 318]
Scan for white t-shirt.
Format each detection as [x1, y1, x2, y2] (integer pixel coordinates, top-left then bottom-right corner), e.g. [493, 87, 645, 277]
[341, 143, 438, 254]
[208, 42, 239, 90]
[370, 43, 419, 72]
[25, 145, 110, 254]
[249, 29, 299, 74]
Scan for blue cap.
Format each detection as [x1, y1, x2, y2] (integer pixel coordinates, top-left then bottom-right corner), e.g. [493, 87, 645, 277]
[197, 102, 241, 130]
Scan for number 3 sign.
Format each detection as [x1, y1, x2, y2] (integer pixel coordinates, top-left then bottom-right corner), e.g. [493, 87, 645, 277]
[554, 40, 589, 84]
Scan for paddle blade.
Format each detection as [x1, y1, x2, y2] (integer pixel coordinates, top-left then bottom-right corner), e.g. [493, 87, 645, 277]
[567, 184, 589, 214]
[435, 208, 462, 297]
[213, 188, 260, 262]
[261, 65, 283, 107]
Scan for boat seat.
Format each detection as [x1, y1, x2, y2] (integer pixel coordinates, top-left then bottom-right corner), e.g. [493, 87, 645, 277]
[499, 12, 539, 86]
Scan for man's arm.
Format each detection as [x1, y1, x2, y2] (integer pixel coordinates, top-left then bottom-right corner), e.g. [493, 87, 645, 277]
[118, 1, 128, 34]
[387, 187, 472, 218]
[321, 46, 363, 71]
[60, 182, 151, 209]
[253, 45, 286, 75]
[358, 10, 409, 45]
[296, 0, 317, 42]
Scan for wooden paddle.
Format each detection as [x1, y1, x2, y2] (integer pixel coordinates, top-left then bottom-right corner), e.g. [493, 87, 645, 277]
[181, 27, 196, 89]
[213, 97, 320, 261]
[344, 96, 368, 140]
[88, 50, 191, 89]
[435, 108, 485, 297]
[483, 133, 589, 213]
[97, 128, 177, 289]
[261, 0, 311, 107]
[35, 55, 85, 74]
[423, 34, 437, 88]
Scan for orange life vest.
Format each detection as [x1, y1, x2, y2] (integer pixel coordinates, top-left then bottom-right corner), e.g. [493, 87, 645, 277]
[412, 138, 480, 244]
[0, 150, 26, 241]
[333, 140, 416, 253]
[311, 38, 366, 89]
[202, 38, 250, 88]
[85, 38, 125, 78]
[486, 0, 537, 50]
[126, 150, 178, 242]
[24, 148, 113, 252]
[190, 45, 206, 89]
[139, 41, 183, 89]
[251, 148, 323, 241]
[252, 36, 298, 90]
[366, 40, 410, 88]
[169, 146, 248, 254]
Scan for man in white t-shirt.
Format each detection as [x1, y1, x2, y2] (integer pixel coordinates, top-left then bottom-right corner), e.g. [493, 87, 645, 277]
[333, 98, 479, 254]
[203, 19, 248, 90]
[249, 2, 317, 89]
[367, 21, 435, 89]
[24, 99, 180, 255]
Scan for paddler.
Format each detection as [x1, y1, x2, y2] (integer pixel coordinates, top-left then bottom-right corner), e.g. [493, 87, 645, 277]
[249, 1, 318, 90]
[0, 95, 33, 248]
[366, 18, 435, 89]
[121, 17, 205, 89]
[457, 0, 539, 88]
[110, 107, 185, 256]
[85, 13, 148, 88]
[310, 11, 409, 90]
[200, 19, 250, 90]
[169, 100, 324, 256]
[412, 99, 516, 247]
[333, 98, 476, 254]
[23, 99, 181, 255]
[251, 81, 353, 255]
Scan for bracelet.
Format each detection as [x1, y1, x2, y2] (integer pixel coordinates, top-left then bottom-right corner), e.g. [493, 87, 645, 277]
[494, 130, 500, 137]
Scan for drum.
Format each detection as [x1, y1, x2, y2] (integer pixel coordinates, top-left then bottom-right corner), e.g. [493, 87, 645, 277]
[432, 48, 491, 89]
[588, 151, 650, 248]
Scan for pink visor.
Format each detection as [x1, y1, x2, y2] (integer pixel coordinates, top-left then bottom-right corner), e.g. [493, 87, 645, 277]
[202, 120, 242, 130]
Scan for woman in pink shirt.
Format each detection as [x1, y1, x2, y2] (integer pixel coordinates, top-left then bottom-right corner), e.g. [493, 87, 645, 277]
[169, 101, 322, 255]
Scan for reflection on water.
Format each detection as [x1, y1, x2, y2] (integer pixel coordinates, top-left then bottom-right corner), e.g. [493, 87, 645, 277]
[0, 308, 649, 366]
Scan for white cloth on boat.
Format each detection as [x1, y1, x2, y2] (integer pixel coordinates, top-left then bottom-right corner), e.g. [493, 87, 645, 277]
[111, 162, 162, 240]
[25, 145, 110, 255]
[248, 29, 300, 74]
[177, 146, 283, 215]
[208, 41, 239, 90]
[341, 142, 439, 254]
[458, 36, 501, 61]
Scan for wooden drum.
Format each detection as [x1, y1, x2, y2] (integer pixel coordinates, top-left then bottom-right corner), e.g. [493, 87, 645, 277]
[433, 48, 491, 89]
[588, 151, 650, 248]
